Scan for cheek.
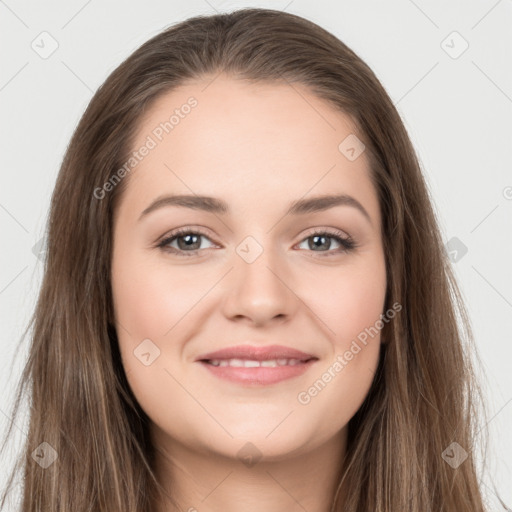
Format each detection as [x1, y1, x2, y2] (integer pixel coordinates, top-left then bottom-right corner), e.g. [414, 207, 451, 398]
[111, 252, 203, 422]
[302, 256, 387, 348]
[111, 251, 208, 341]
[296, 344, 380, 445]
[111, 249, 221, 403]
[293, 271, 384, 438]
[294, 257, 386, 409]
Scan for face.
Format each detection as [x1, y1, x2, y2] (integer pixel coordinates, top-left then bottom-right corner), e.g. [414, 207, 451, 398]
[111, 75, 387, 463]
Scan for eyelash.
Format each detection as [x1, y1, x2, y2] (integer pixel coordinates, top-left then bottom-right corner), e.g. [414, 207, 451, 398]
[156, 227, 358, 258]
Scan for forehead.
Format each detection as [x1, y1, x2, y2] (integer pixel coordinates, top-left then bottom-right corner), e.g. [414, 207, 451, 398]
[119, 75, 379, 226]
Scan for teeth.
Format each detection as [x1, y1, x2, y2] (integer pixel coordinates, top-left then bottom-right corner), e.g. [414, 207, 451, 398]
[207, 358, 303, 367]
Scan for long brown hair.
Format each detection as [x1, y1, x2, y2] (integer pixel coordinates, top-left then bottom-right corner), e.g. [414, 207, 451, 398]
[1, 7, 500, 511]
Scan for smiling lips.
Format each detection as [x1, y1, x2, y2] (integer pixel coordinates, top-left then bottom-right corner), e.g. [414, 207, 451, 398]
[196, 344, 319, 386]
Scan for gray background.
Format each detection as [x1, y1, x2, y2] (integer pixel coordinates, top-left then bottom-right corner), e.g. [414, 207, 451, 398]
[1, 0, 511, 509]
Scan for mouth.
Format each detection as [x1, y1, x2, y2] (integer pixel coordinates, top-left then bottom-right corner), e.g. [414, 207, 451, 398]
[195, 344, 317, 363]
[200, 357, 317, 367]
[197, 357, 318, 386]
[194, 344, 319, 386]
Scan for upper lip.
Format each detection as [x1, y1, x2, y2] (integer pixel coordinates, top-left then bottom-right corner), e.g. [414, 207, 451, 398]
[195, 344, 318, 362]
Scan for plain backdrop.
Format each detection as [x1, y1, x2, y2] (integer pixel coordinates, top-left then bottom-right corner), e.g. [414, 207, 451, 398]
[1, 0, 511, 509]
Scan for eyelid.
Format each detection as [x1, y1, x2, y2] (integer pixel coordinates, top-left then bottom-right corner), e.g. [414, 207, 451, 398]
[301, 226, 350, 240]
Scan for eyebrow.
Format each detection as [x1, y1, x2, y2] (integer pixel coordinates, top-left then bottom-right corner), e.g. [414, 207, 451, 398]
[138, 193, 372, 225]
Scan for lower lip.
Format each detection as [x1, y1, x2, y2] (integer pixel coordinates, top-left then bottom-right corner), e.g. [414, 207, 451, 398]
[198, 360, 318, 385]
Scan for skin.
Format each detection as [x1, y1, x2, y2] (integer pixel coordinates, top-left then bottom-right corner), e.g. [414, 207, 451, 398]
[111, 74, 387, 512]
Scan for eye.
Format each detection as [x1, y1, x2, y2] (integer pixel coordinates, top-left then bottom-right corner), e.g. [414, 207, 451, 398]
[296, 229, 357, 256]
[156, 227, 357, 258]
[156, 228, 217, 256]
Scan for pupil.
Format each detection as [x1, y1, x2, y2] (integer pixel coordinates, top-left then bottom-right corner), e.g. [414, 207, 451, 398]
[311, 235, 329, 251]
[179, 234, 200, 250]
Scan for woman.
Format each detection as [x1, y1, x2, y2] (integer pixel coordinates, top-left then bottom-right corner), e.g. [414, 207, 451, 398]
[0, 7, 500, 511]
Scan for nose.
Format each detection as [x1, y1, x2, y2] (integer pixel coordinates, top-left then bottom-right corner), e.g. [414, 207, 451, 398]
[221, 243, 299, 327]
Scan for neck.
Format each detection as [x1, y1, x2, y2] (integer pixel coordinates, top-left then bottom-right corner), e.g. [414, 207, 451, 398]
[150, 426, 347, 512]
